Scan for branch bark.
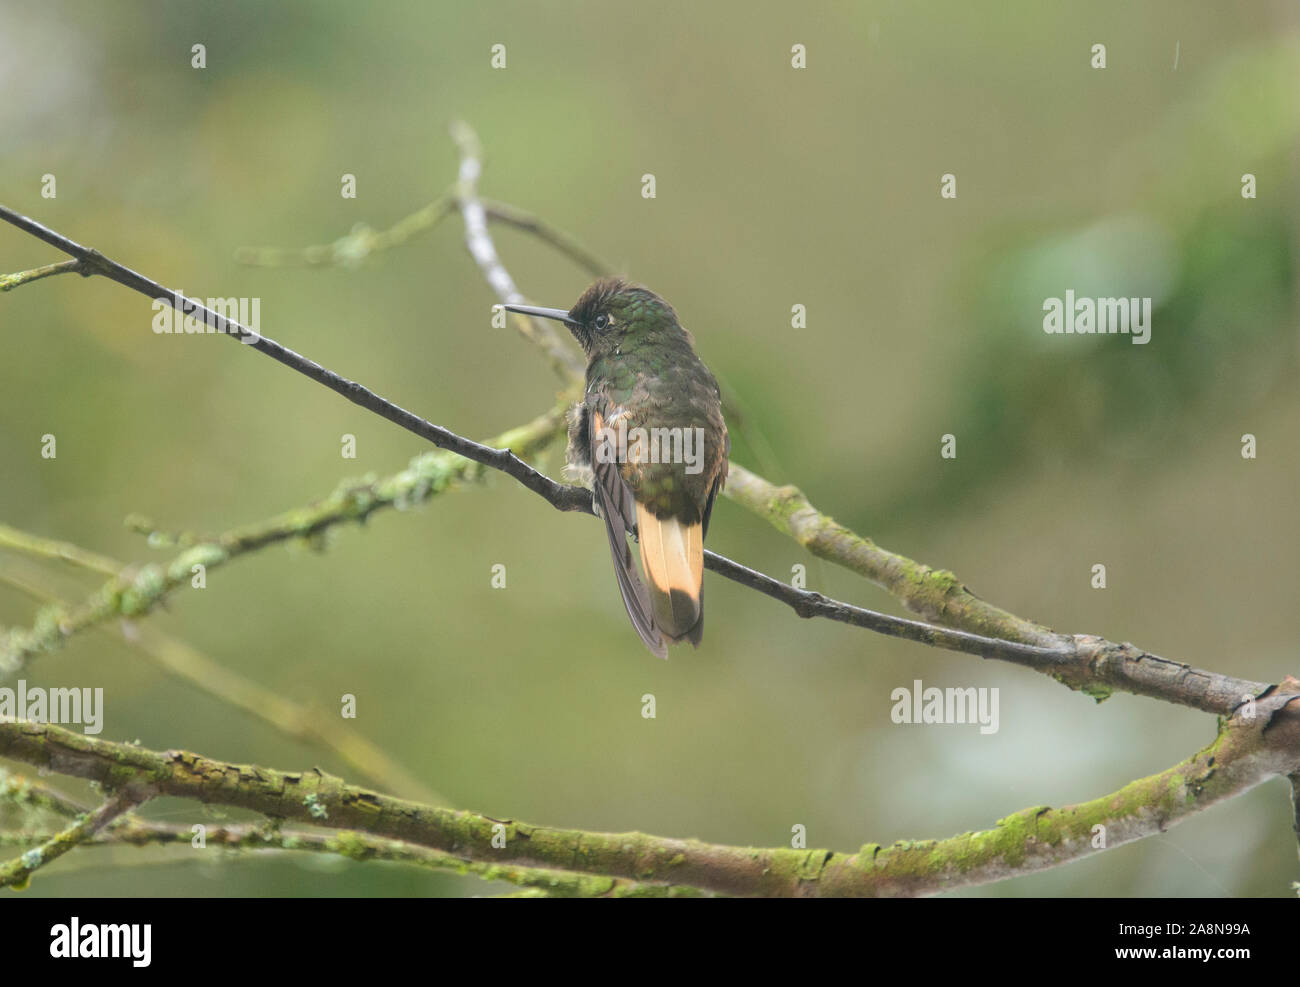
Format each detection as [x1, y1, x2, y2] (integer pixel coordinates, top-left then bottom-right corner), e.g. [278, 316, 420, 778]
[2, 706, 1296, 896]
[3, 816, 706, 897]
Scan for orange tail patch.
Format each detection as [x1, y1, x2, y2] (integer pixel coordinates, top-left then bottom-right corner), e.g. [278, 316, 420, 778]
[635, 504, 704, 643]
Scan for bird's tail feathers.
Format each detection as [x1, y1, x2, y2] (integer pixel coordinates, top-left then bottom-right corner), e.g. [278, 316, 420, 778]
[635, 504, 704, 646]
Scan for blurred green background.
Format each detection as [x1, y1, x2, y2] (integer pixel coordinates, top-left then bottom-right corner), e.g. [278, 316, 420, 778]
[2, 0, 1297, 897]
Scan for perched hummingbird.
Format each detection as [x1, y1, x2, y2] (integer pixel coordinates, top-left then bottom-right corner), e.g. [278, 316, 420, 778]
[506, 279, 729, 658]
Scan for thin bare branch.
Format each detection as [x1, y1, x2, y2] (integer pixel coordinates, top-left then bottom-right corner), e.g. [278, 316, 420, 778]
[449, 121, 587, 380]
[480, 197, 611, 278]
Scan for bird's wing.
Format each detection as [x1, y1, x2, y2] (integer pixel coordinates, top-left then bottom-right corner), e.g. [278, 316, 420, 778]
[588, 402, 667, 659]
[701, 427, 729, 539]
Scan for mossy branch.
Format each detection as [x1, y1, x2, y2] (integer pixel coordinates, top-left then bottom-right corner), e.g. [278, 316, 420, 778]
[721, 467, 1271, 713]
[0, 401, 571, 678]
[2, 708, 1296, 895]
[0, 258, 87, 292]
[0, 789, 142, 889]
[0, 766, 89, 819]
[2, 815, 706, 897]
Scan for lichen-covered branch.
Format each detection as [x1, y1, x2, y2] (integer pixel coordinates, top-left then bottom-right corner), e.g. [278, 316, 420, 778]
[3, 817, 706, 897]
[0, 766, 89, 819]
[0, 401, 571, 677]
[722, 467, 1272, 713]
[0, 790, 143, 889]
[2, 703, 1296, 895]
[0, 258, 86, 292]
[725, 467, 1060, 646]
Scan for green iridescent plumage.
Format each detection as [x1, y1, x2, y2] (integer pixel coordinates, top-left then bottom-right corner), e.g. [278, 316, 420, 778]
[506, 278, 729, 658]
[568, 279, 728, 525]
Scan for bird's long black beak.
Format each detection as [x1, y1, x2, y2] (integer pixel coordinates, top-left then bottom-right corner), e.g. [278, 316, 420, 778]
[503, 302, 576, 327]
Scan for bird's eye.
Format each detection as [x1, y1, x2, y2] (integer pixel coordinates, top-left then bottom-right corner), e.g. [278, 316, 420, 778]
[594, 314, 610, 331]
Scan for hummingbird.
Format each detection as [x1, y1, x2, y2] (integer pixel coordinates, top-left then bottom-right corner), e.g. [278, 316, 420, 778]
[506, 278, 729, 658]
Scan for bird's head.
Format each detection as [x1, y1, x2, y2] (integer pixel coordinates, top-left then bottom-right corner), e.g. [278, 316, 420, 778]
[505, 277, 683, 359]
